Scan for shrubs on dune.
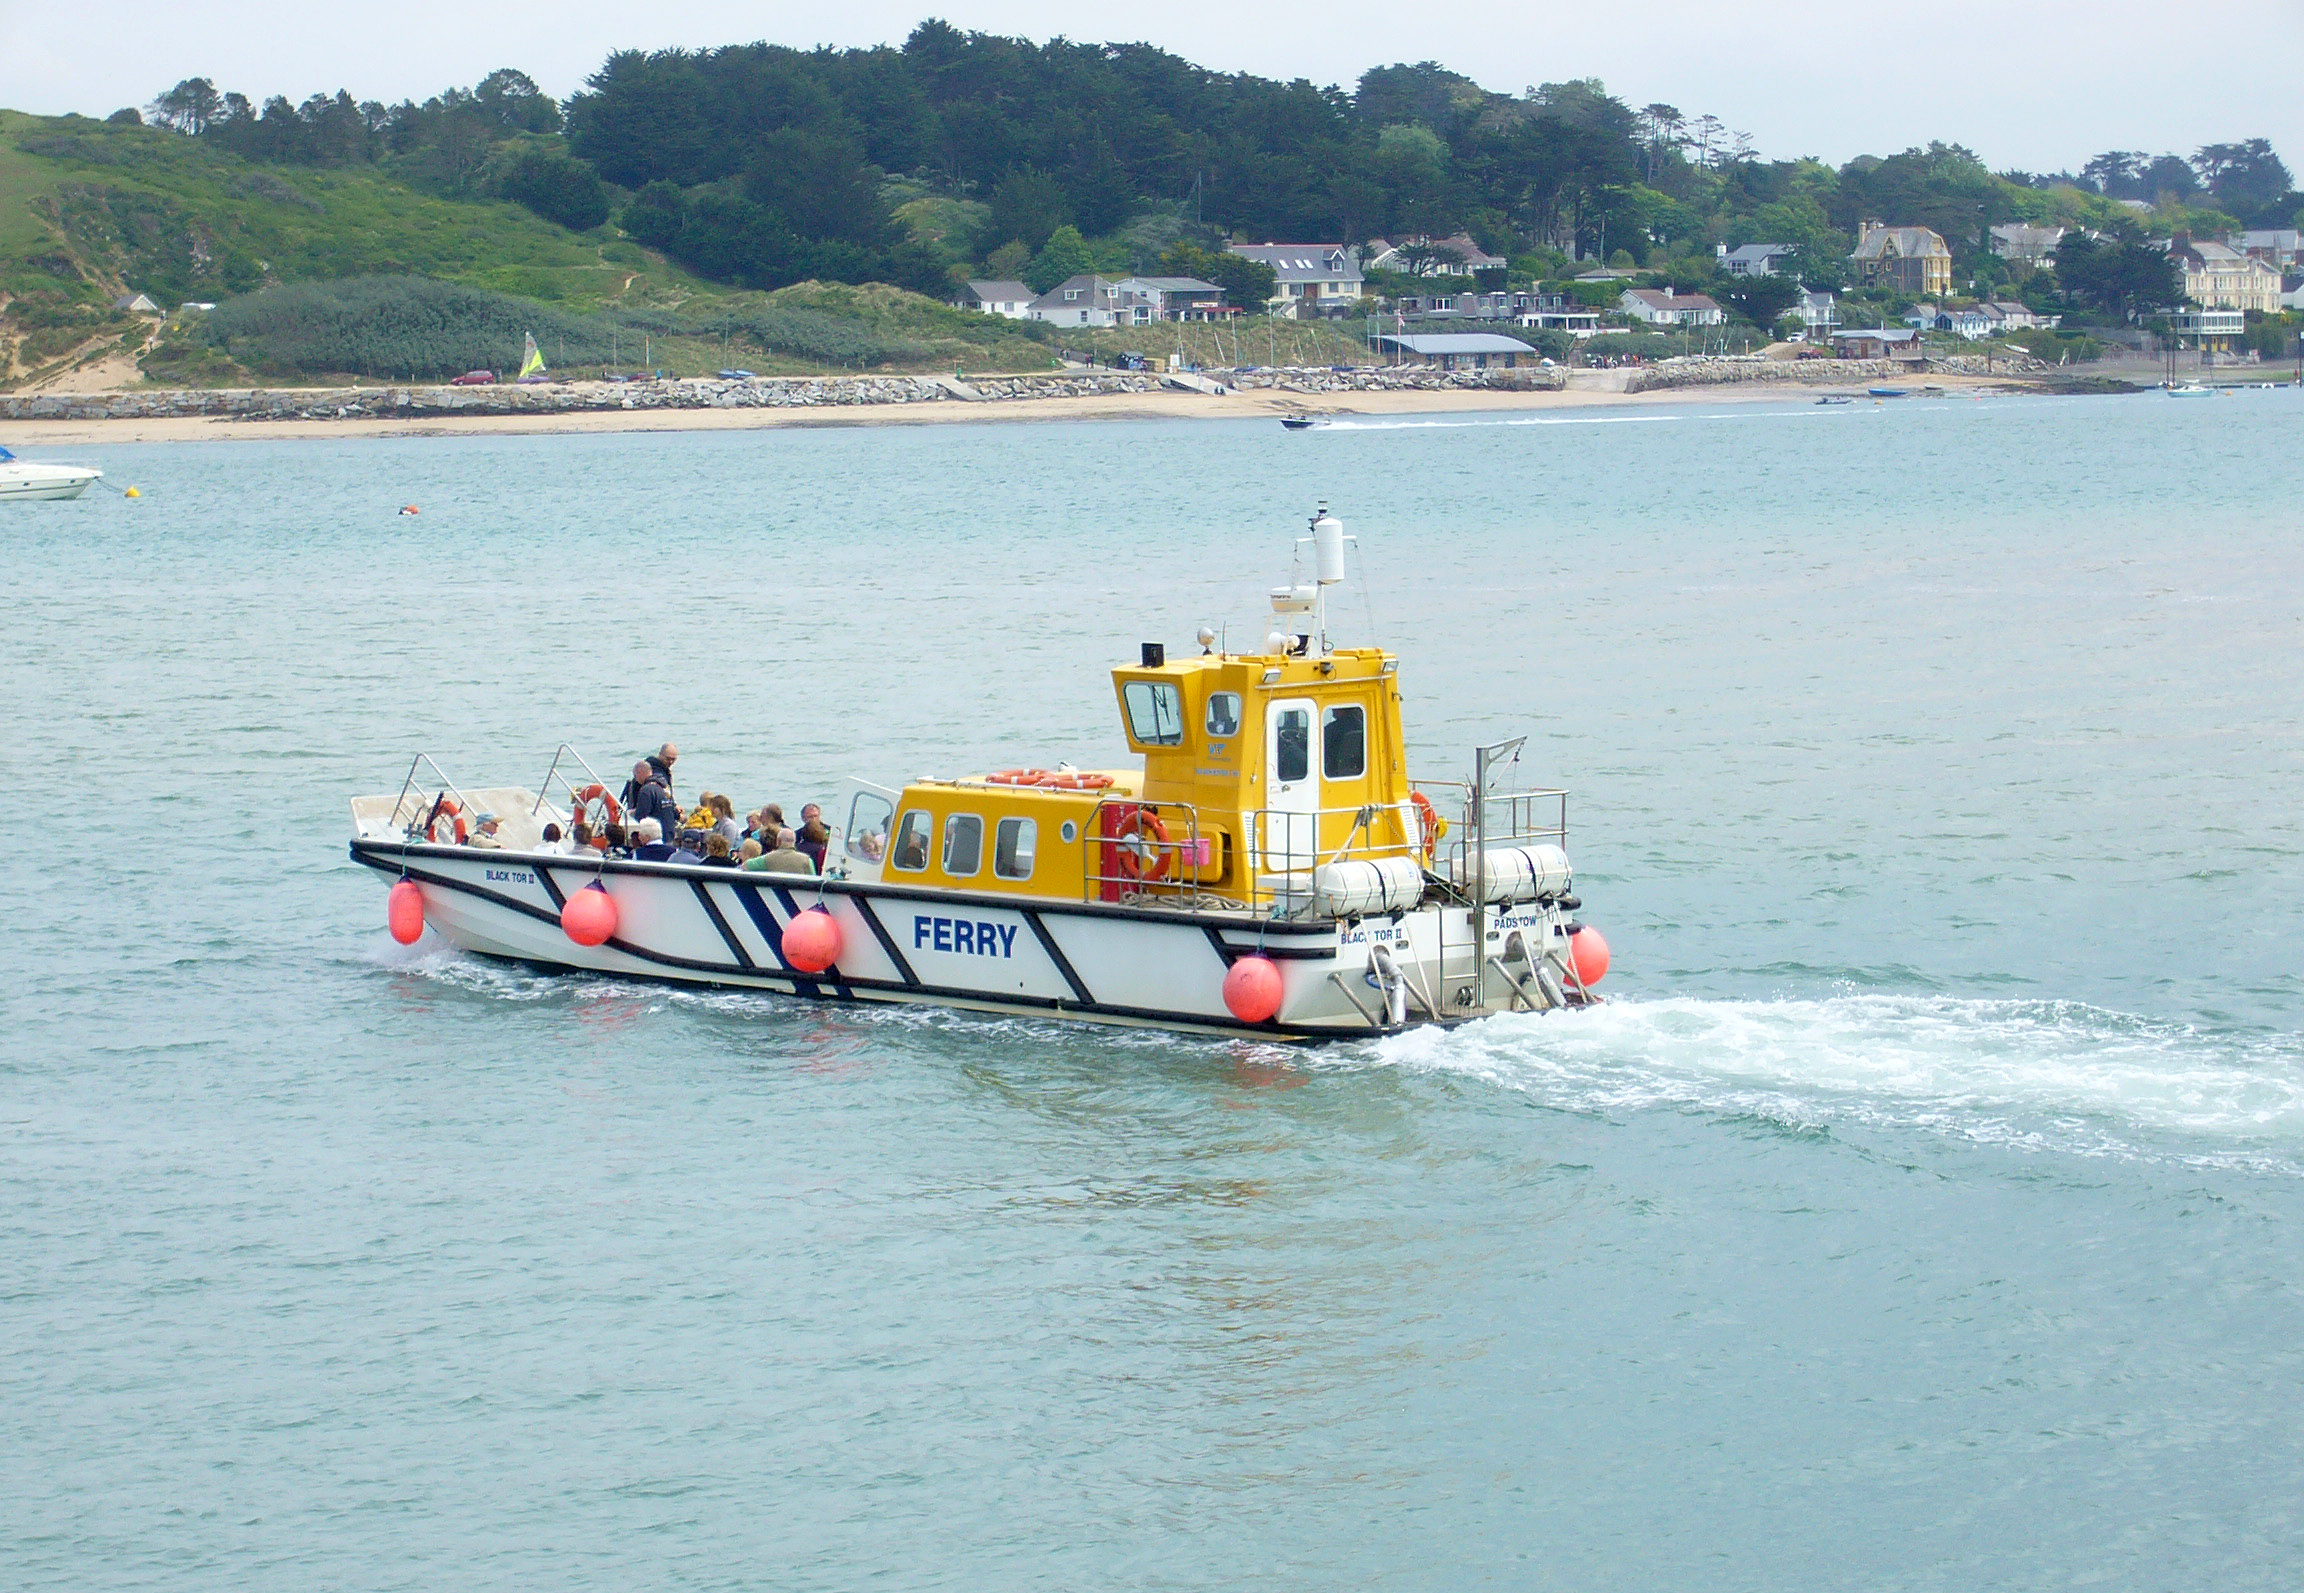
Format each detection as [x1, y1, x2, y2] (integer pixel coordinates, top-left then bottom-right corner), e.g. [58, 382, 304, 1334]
[201, 276, 616, 378]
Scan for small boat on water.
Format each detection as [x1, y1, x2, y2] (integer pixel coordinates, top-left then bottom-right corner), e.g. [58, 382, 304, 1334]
[1867, 386, 1909, 399]
[0, 445, 101, 500]
[1280, 414, 1327, 431]
[352, 503, 1608, 1038]
[2166, 383, 2214, 397]
[1815, 394, 1853, 405]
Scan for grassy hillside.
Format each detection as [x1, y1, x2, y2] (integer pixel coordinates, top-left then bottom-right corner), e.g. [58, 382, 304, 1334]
[0, 111, 1057, 386]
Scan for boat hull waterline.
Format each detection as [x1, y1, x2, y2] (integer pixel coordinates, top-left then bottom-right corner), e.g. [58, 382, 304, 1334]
[357, 840, 1579, 1040]
[0, 464, 101, 500]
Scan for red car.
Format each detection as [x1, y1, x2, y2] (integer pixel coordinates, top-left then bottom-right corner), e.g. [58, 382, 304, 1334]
[447, 369, 496, 386]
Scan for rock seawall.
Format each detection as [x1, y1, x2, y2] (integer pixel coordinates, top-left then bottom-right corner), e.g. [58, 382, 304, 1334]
[0, 364, 1562, 423]
[1625, 352, 2048, 392]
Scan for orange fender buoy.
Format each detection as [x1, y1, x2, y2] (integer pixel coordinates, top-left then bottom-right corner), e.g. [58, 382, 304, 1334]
[1223, 955, 1283, 1023]
[561, 882, 618, 946]
[1568, 926, 1610, 987]
[782, 908, 841, 973]
[387, 879, 425, 944]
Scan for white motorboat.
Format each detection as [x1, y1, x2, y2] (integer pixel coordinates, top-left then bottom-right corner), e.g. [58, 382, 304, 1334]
[350, 503, 1610, 1039]
[0, 445, 101, 500]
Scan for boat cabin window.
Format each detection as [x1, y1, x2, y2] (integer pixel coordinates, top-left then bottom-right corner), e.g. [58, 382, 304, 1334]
[890, 810, 932, 872]
[1322, 704, 1366, 780]
[1274, 707, 1311, 783]
[1205, 691, 1241, 739]
[1122, 680, 1185, 746]
[994, 816, 1037, 880]
[846, 791, 894, 864]
[942, 813, 984, 877]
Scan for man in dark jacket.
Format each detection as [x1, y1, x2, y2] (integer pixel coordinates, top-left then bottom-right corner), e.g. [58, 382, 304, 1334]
[624, 760, 680, 842]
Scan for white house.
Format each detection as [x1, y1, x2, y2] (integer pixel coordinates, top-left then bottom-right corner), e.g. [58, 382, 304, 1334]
[1989, 224, 2066, 265]
[1718, 242, 1795, 277]
[1027, 275, 1123, 328]
[1110, 276, 1226, 323]
[1796, 289, 1840, 334]
[957, 280, 1034, 319]
[1226, 243, 1363, 318]
[2234, 229, 2303, 268]
[1375, 332, 1538, 369]
[111, 292, 161, 314]
[1979, 300, 2054, 333]
[1360, 233, 1507, 277]
[1619, 286, 1724, 327]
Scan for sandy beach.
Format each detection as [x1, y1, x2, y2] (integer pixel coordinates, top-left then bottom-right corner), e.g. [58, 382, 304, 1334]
[0, 370, 2040, 446]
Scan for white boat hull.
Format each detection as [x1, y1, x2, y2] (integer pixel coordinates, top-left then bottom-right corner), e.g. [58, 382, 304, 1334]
[353, 840, 1585, 1039]
[0, 464, 101, 500]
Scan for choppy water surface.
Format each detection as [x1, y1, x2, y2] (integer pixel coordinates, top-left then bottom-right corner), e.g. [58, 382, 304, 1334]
[4, 392, 2302, 1589]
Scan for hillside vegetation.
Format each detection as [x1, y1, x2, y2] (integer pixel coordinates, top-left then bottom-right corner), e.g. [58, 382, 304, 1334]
[0, 108, 1055, 385]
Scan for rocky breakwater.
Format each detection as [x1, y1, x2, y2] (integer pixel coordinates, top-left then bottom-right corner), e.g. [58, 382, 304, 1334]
[1625, 351, 2048, 393]
[1217, 365, 1566, 394]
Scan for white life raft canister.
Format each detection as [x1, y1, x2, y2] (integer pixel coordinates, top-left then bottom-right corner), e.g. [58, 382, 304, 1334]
[1313, 855, 1426, 917]
[1467, 843, 1572, 905]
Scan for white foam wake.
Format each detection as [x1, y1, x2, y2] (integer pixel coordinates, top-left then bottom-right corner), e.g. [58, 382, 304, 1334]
[1371, 995, 2304, 1171]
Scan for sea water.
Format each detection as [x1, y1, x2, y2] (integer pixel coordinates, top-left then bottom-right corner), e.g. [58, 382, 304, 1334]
[2, 392, 2300, 1589]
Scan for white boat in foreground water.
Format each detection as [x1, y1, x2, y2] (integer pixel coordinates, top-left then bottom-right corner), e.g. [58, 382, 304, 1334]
[350, 503, 1609, 1038]
[0, 445, 101, 500]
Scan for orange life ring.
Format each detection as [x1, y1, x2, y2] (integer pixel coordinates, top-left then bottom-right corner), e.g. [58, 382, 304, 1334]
[1106, 805, 1173, 884]
[1410, 791, 1441, 861]
[424, 796, 469, 846]
[1049, 772, 1115, 791]
[985, 768, 1053, 786]
[570, 782, 623, 830]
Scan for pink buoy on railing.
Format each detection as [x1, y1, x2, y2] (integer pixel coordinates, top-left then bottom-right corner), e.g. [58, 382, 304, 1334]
[387, 879, 425, 945]
[1222, 955, 1283, 1024]
[1568, 926, 1610, 987]
[561, 882, 618, 946]
[782, 908, 841, 974]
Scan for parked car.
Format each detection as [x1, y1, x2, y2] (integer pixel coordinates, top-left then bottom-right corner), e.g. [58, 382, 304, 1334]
[447, 369, 496, 386]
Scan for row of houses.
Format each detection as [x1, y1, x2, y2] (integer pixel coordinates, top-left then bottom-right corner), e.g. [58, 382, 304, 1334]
[962, 221, 2304, 333]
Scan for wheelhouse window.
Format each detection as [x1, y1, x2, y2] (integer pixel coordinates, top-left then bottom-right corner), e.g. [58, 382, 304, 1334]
[1123, 680, 1185, 746]
[942, 813, 984, 876]
[1274, 707, 1310, 782]
[890, 810, 932, 872]
[994, 816, 1037, 880]
[1205, 691, 1241, 739]
[845, 790, 894, 864]
[1323, 704, 1366, 779]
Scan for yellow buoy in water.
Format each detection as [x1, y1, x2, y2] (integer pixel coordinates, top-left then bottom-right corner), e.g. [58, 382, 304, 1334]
[124, 487, 140, 498]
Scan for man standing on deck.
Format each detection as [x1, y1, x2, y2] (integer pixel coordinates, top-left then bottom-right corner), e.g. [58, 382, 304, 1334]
[624, 760, 679, 843]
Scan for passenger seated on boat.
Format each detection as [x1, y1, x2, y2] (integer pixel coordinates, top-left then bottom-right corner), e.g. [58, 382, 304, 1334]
[704, 793, 742, 848]
[468, 812, 504, 849]
[602, 820, 630, 857]
[748, 827, 815, 876]
[631, 817, 680, 862]
[747, 804, 785, 845]
[698, 833, 739, 868]
[796, 805, 830, 869]
[738, 838, 763, 864]
[892, 823, 927, 871]
[571, 819, 596, 853]
[538, 822, 568, 855]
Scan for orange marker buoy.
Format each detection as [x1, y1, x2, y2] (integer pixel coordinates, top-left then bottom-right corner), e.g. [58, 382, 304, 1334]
[1222, 955, 1283, 1023]
[397, 505, 420, 516]
[560, 882, 617, 946]
[781, 908, 841, 973]
[387, 879, 425, 944]
[1568, 926, 1610, 987]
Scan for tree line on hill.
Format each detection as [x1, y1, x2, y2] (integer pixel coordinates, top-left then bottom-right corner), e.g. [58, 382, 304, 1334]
[139, 22, 2299, 324]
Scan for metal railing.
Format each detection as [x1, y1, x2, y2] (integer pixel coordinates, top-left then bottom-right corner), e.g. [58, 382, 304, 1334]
[1078, 795, 1433, 916]
[385, 753, 477, 842]
[531, 743, 615, 827]
[1442, 786, 1567, 890]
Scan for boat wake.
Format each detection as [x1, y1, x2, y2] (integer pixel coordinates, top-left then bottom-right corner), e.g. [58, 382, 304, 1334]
[1369, 994, 2304, 1174]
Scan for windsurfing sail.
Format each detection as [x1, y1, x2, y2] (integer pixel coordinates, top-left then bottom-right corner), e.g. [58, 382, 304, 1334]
[517, 332, 545, 380]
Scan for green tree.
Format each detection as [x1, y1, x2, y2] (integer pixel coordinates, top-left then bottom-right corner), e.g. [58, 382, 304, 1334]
[620, 181, 688, 248]
[1025, 225, 1095, 292]
[495, 147, 610, 231]
[990, 168, 1071, 252]
[1718, 273, 1800, 327]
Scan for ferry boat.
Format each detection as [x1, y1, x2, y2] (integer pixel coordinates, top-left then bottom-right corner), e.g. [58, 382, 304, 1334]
[349, 505, 1607, 1038]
